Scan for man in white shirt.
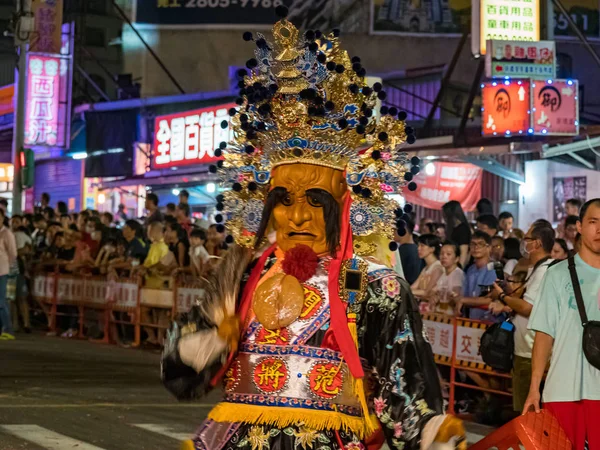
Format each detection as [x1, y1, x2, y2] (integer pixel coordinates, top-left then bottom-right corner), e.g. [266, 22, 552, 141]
[524, 199, 600, 449]
[489, 220, 555, 412]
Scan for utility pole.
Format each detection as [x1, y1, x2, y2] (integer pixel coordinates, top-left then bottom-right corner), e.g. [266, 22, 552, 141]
[11, 0, 33, 214]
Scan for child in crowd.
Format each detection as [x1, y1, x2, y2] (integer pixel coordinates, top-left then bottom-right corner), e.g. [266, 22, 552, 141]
[189, 228, 210, 277]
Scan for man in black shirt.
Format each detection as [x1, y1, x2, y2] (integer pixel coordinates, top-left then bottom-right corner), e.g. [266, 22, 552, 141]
[396, 218, 422, 284]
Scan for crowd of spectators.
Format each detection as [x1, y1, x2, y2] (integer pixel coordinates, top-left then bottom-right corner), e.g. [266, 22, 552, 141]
[0, 190, 227, 346]
[396, 196, 600, 446]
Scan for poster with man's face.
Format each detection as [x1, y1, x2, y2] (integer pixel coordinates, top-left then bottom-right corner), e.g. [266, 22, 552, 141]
[552, 176, 586, 221]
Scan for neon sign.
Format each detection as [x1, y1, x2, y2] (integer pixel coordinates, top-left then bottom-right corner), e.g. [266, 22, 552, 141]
[153, 103, 236, 169]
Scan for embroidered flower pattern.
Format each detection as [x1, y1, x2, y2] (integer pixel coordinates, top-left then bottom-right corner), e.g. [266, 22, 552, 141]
[374, 396, 387, 416]
[381, 276, 401, 298]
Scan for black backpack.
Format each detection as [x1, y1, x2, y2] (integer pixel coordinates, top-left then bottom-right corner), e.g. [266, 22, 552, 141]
[480, 319, 515, 372]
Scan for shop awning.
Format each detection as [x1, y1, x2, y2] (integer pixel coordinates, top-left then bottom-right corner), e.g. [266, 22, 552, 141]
[542, 133, 600, 171]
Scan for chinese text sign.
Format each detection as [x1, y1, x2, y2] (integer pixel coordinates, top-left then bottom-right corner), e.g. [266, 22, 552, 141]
[24, 55, 61, 147]
[485, 40, 555, 78]
[153, 103, 236, 169]
[30, 0, 64, 54]
[482, 81, 531, 136]
[532, 80, 579, 135]
[475, 0, 540, 55]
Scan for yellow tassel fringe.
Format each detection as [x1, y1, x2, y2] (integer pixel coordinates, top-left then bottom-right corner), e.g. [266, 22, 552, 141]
[208, 402, 369, 438]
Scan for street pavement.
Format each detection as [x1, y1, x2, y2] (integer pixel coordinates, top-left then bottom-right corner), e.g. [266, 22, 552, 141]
[0, 334, 493, 450]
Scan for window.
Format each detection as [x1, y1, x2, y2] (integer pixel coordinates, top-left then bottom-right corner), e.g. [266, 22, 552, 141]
[85, 27, 105, 47]
[556, 53, 573, 79]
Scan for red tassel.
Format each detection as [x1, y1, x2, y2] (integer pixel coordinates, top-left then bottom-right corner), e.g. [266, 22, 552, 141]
[327, 193, 364, 379]
[282, 244, 319, 282]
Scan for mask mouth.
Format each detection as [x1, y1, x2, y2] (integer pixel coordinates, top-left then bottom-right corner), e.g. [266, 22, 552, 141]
[288, 231, 316, 238]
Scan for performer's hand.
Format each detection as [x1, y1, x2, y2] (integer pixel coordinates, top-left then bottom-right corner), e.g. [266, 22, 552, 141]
[433, 415, 467, 450]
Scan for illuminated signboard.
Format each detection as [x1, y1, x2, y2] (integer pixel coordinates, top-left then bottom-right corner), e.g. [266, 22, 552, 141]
[472, 0, 540, 56]
[485, 40, 555, 78]
[531, 79, 579, 136]
[153, 103, 236, 169]
[24, 55, 62, 147]
[481, 80, 531, 136]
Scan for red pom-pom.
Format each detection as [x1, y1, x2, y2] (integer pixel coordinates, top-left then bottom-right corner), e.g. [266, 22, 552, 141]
[282, 245, 319, 282]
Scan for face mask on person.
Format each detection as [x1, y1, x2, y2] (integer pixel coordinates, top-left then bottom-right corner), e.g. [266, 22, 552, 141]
[520, 239, 535, 258]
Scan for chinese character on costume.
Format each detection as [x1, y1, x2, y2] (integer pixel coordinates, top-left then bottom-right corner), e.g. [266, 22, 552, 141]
[161, 7, 466, 450]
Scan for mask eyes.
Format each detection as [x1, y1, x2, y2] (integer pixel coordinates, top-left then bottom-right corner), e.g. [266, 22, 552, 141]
[281, 193, 293, 207]
[306, 193, 323, 208]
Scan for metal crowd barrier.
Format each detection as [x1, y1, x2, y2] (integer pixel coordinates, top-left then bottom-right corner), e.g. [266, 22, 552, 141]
[31, 270, 205, 346]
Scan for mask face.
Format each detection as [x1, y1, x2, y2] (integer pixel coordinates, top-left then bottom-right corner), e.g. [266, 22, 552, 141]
[520, 239, 530, 258]
[270, 164, 347, 255]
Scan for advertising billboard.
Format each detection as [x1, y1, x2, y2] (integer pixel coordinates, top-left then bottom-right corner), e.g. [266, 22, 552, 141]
[30, 0, 64, 54]
[481, 80, 531, 136]
[402, 162, 483, 212]
[371, 0, 471, 35]
[472, 0, 540, 56]
[531, 79, 579, 135]
[485, 40, 555, 78]
[153, 103, 236, 169]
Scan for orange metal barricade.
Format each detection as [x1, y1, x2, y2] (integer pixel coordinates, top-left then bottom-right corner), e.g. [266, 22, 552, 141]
[468, 410, 572, 450]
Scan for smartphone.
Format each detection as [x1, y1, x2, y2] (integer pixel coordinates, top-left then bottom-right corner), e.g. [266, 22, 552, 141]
[494, 261, 505, 281]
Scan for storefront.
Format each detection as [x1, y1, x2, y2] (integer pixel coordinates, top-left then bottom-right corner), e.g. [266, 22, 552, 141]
[74, 90, 235, 219]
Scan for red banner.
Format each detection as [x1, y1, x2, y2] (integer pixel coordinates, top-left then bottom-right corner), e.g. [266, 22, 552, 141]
[403, 162, 483, 212]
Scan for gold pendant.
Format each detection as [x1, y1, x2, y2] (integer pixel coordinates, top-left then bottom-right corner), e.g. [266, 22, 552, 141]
[252, 273, 305, 330]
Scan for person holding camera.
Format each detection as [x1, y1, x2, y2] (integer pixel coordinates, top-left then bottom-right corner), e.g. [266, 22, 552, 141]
[488, 221, 555, 412]
[523, 199, 600, 449]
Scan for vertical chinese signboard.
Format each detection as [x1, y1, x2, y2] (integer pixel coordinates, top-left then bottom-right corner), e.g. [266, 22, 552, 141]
[531, 79, 579, 135]
[30, 0, 64, 54]
[153, 103, 236, 169]
[485, 40, 556, 78]
[24, 55, 61, 147]
[481, 80, 531, 136]
[472, 0, 540, 56]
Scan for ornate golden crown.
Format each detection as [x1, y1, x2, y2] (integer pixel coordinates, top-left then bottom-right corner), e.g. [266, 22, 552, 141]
[211, 9, 418, 252]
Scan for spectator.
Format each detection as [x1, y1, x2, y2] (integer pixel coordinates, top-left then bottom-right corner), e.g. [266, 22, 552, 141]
[165, 222, 190, 268]
[206, 224, 227, 257]
[524, 199, 600, 449]
[179, 189, 190, 205]
[551, 238, 570, 261]
[490, 236, 505, 263]
[476, 198, 494, 216]
[189, 228, 210, 277]
[176, 202, 192, 235]
[503, 237, 522, 276]
[432, 241, 464, 316]
[0, 209, 17, 340]
[476, 214, 499, 237]
[564, 215, 579, 250]
[435, 223, 446, 241]
[489, 221, 554, 412]
[0, 199, 7, 226]
[456, 231, 497, 320]
[498, 211, 514, 238]
[565, 198, 582, 217]
[419, 217, 434, 235]
[442, 200, 471, 268]
[32, 214, 47, 249]
[56, 201, 68, 216]
[60, 214, 73, 230]
[395, 217, 421, 285]
[165, 203, 177, 217]
[109, 220, 148, 274]
[40, 192, 50, 210]
[10, 217, 32, 334]
[101, 212, 114, 227]
[42, 206, 55, 222]
[411, 234, 444, 304]
[512, 228, 525, 240]
[117, 204, 128, 221]
[144, 193, 163, 226]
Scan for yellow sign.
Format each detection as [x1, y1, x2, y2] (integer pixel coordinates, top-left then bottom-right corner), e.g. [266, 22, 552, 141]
[472, 0, 540, 55]
[30, 0, 64, 54]
[0, 164, 14, 183]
